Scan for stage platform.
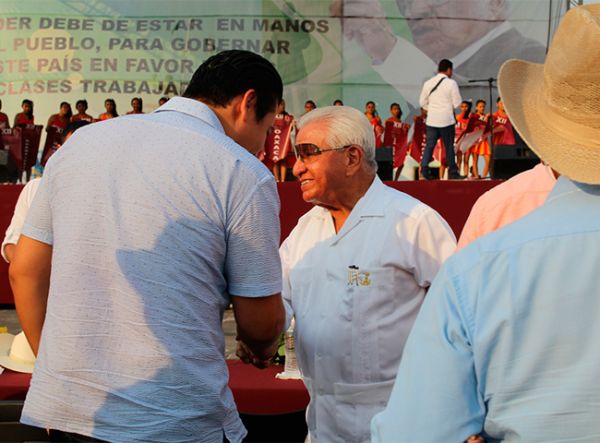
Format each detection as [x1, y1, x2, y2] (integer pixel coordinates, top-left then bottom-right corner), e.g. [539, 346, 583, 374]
[0, 180, 500, 305]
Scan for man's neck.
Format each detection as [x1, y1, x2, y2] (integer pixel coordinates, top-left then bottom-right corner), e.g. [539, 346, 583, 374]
[326, 174, 375, 233]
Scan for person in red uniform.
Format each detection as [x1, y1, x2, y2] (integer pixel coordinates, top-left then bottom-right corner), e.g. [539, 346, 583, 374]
[46, 102, 72, 131]
[410, 108, 427, 165]
[455, 100, 473, 176]
[14, 99, 34, 127]
[492, 97, 516, 146]
[472, 99, 491, 179]
[99, 98, 118, 121]
[71, 99, 94, 122]
[127, 97, 144, 114]
[365, 100, 384, 147]
[0, 100, 10, 129]
[265, 100, 295, 182]
[385, 103, 411, 179]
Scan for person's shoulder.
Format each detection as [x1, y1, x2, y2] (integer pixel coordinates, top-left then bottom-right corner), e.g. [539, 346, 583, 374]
[379, 184, 439, 221]
[282, 205, 325, 246]
[478, 164, 552, 204]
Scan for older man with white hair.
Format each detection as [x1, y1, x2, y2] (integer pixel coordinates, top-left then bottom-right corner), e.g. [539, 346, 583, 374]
[280, 106, 456, 442]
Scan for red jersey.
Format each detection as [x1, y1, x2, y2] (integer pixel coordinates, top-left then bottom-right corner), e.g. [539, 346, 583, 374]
[14, 112, 34, 126]
[454, 112, 472, 142]
[264, 113, 294, 163]
[47, 114, 69, 130]
[384, 119, 410, 168]
[368, 115, 384, 147]
[0, 112, 9, 129]
[492, 111, 516, 145]
[72, 113, 94, 122]
[410, 116, 426, 162]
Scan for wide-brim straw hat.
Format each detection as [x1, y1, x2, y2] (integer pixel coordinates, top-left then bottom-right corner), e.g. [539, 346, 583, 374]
[498, 5, 600, 184]
[0, 332, 36, 373]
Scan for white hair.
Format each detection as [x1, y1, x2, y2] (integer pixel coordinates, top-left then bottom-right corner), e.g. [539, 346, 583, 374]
[296, 106, 377, 172]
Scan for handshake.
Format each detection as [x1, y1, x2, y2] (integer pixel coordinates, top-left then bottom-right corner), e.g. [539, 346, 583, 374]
[236, 338, 279, 369]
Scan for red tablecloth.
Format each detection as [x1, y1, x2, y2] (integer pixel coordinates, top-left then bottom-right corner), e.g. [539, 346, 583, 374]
[228, 360, 308, 415]
[0, 361, 309, 415]
[0, 368, 31, 400]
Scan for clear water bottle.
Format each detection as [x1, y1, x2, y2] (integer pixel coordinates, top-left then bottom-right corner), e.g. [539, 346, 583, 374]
[283, 318, 300, 376]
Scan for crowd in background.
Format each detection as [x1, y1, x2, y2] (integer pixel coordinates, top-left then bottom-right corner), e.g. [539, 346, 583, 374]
[2, 94, 509, 184]
[261, 96, 514, 182]
[0, 96, 171, 131]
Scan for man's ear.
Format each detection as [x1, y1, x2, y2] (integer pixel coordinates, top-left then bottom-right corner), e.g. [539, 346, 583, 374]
[239, 89, 257, 123]
[345, 145, 364, 176]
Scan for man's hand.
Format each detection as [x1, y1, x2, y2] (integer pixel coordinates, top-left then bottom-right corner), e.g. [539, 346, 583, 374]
[231, 293, 285, 366]
[236, 340, 275, 369]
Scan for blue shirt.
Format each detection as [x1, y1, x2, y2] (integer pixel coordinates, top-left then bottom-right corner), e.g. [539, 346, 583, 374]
[372, 177, 600, 442]
[20, 97, 282, 443]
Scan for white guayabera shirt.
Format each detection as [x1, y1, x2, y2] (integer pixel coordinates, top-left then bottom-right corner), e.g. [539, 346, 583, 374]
[281, 176, 456, 443]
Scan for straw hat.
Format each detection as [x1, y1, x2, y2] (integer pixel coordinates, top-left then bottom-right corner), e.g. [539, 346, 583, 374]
[0, 332, 36, 373]
[498, 5, 600, 184]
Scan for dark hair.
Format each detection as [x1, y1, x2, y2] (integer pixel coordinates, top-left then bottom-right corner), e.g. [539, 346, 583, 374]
[476, 99, 486, 106]
[22, 99, 33, 119]
[76, 99, 88, 109]
[366, 101, 379, 118]
[183, 50, 282, 121]
[105, 98, 118, 117]
[390, 102, 402, 117]
[438, 59, 453, 72]
[496, 97, 502, 103]
[305, 100, 316, 108]
[60, 102, 72, 120]
[131, 97, 143, 107]
[62, 120, 91, 143]
[333, 99, 343, 105]
[460, 100, 472, 120]
[159, 96, 169, 105]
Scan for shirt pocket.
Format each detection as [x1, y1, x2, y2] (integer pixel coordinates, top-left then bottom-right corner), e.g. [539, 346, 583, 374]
[288, 265, 317, 319]
[333, 379, 395, 443]
[347, 267, 394, 376]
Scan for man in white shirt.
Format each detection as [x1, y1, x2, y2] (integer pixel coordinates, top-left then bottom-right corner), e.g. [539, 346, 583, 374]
[281, 105, 456, 442]
[419, 59, 463, 180]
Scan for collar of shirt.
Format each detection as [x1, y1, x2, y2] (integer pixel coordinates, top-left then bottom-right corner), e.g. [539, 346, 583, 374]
[154, 97, 225, 134]
[452, 21, 513, 68]
[310, 176, 386, 245]
[547, 176, 600, 204]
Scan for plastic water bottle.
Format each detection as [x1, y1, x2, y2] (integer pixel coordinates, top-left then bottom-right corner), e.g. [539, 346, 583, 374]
[284, 318, 300, 376]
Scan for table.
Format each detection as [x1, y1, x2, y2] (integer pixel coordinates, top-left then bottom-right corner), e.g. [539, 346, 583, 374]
[0, 361, 310, 442]
[0, 361, 309, 412]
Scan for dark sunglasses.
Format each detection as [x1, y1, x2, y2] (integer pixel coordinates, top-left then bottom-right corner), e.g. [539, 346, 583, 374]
[293, 143, 353, 160]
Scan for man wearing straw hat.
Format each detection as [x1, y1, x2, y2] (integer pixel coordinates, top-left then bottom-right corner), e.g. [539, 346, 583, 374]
[371, 5, 600, 441]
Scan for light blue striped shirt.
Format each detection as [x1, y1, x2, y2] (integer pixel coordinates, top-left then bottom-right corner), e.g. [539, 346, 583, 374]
[372, 177, 600, 442]
[20, 97, 281, 443]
